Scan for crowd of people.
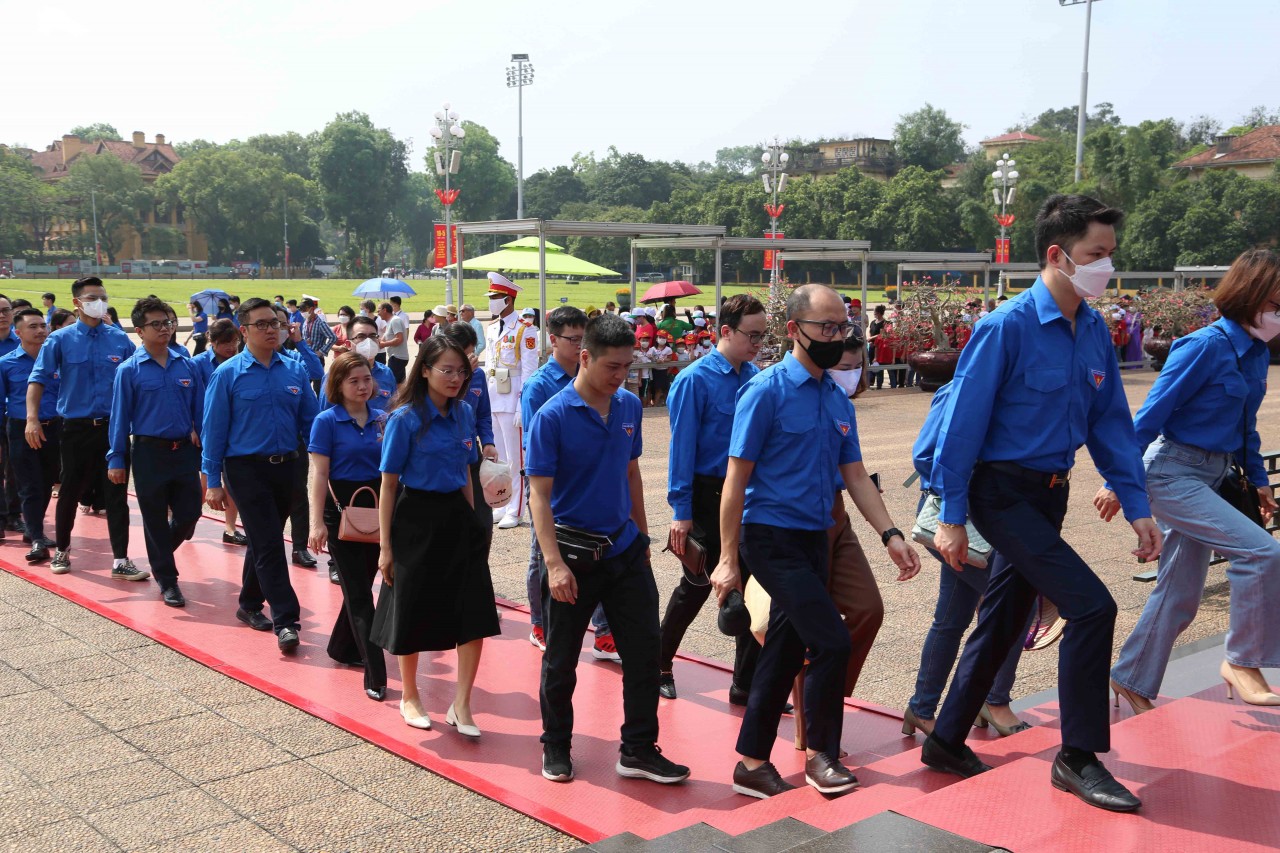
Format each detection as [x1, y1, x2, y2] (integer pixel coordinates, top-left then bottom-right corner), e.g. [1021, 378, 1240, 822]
[1, 192, 1276, 812]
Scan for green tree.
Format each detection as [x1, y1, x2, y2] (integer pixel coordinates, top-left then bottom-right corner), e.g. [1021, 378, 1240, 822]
[0, 153, 65, 257]
[870, 166, 963, 251]
[392, 172, 440, 269]
[68, 123, 122, 141]
[894, 104, 967, 171]
[587, 148, 675, 209]
[523, 165, 588, 220]
[427, 121, 516, 224]
[714, 144, 763, 176]
[244, 132, 316, 180]
[62, 155, 153, 263]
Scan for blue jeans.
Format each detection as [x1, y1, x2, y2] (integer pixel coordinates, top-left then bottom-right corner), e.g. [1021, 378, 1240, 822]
[1112, 437, 1280, 699]
[909, 550, 1029, 719]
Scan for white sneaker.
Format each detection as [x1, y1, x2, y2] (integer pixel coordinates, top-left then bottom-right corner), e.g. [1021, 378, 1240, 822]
[492, 508, 505, 525]
[497, 514, 520, 530]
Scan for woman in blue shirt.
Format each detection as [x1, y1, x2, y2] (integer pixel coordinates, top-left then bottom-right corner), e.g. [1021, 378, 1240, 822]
[308, 353, 388, 702]
[370, 335, 499, 737]
[438, 321, 499, 534]
[193, 319, 249, 546]
[185, 301, 209, 355]
[1106, 249, 1280, 709]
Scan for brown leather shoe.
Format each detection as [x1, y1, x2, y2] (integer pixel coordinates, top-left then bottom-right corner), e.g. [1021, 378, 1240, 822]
[804, 752, 859, 794]
[732, 761, 796, 799]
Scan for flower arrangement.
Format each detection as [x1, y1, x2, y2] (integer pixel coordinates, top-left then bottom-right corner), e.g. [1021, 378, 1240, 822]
[887, 275, 980, 354]
[1126, 288, 1219, 339]
[751, 277, 794, 367]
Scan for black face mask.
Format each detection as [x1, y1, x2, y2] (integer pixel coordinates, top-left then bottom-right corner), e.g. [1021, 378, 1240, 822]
[796, 325, 845, 369]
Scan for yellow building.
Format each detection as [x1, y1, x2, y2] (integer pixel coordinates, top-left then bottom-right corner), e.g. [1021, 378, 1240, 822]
[1172, 127, 1280, 181]
[795, 139, 897, 181]
[24, 131, 208, 261]
[978, 131, 1044, 160]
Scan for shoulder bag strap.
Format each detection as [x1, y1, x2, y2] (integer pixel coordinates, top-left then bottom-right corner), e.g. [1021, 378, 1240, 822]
[1215, 326, 1251, 478]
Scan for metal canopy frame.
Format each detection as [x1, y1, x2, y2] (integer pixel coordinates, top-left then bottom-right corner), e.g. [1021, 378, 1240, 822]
[775, 250, 1004, 304]
[1173, 266, 1230, 292]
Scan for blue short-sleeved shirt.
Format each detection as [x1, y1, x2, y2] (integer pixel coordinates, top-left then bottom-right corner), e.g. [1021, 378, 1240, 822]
[309, 404, 387, 482]
[464, 366, 494, 448]
[930, 278, 1150, 524]
[0, 348, 58, 422]
[520, 358, 575, 450]
[191, 312, 208, 335]
[666, 348, 759, 520]
[379, 398, 477, 492]
[200, 350, 319, 488]
[29, 321, 136, 419]
[0, 330, 18, 360]
[320, 360, 397, 413]
[729, 352, 861, 531]
[108, 348, 205, 468]
[526, 383, 644, 556]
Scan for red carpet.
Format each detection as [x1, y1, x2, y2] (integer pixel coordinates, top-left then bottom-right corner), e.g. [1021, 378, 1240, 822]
[6, 507, 1278, 848]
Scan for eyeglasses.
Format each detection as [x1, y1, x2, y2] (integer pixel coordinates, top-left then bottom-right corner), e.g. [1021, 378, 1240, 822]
[795, 319, 853, 339]
[141, 320, 178, 331]
[730, 327, 767, 346]
[555, 335, 584, 346]
[350, 332, 378, 343]
[429, 366, 467, 379]
[0, 308, 11, 317]
[248, 319, 284, 331]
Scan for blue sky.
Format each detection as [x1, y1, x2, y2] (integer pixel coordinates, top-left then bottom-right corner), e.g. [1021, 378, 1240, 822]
[6, 0, 1275, 172]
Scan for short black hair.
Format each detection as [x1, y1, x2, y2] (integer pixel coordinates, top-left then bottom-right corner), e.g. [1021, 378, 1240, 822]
[71, 276, 103, 297]
[300, 298, 316, 309]
[842, 332, 865, 354]
[229, 295, 240, 303]
[348, 315, 378, 337]
[274, 294, 284, 301]
[584, 313, 634, 356]
[390, 296, 402, 306]
[1034, 194, 1124, 267]
[237, 297, 273, 325]
[12, 307, 43, 327]
[11, 299, 31, 310]
[42, 292, 55, 302]
[285, 299, 298, 307]
[131, 296, 170, 328]
[718, 293, 764, 330]
[442, 320, 478, 349]
[547, 306, 589, 336]
[997, 295, 1008, 302]
[50, 308, 74, 328]
[337, 304, 354, 317]
[378, 302, 393, 313]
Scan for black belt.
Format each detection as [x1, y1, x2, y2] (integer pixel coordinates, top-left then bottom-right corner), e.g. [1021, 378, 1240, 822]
[233, 450, 300, 465]
[981, 461, 1072, 488]
[9, 417, 55, 428]
[65, 417, 109, 428]
[135, 435, 192, 450]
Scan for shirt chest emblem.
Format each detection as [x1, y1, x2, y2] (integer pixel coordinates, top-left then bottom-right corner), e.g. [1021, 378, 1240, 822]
[107, 355, 122, 363]
[462, 438, 474, 450]
[470, 387, 481, 397]
[380, 389, 391, 397]
[177, 378, 192, 387]
[622, 422, 635, 437]
[1091, 369, 1105, 389]
[836, 419, 851, 436]
[286, 385, 300, 395]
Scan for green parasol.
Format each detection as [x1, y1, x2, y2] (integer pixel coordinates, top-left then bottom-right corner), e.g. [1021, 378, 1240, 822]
[461, 237, 621, 278]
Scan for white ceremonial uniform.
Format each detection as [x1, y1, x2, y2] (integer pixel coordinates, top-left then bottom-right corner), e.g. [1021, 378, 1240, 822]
[485, 313, 539, 519]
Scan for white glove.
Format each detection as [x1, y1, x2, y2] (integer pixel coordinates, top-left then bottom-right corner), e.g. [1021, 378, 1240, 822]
[513, 410, 522, 429]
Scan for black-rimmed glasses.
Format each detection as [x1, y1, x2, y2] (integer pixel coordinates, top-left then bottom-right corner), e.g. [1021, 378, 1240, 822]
[795, 319, 853, 339]
[730, 327, 766, 346]
[248, 319, 285, 331]
[141, 320, 178, 331]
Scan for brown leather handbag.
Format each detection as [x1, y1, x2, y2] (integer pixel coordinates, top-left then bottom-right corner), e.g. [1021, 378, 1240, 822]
[328, 483, 381, 543]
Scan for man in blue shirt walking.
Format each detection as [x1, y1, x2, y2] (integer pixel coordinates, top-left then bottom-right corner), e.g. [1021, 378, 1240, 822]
[27, 277, 141, 578]
[203, 298, 319, 652]
[659, 294, 766, 702]
[713, 284, 920, 799]
[108, 298, 205, 608]
[0, 308, 60, 563]
[0, 293, 24, 534]
[925, 195, 1162, 812]
[527, 313, 689, 787]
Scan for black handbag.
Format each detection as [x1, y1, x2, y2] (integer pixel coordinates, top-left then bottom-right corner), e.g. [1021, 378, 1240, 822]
[1214, 328, 1266, 528]
[553, 523, 626, 573]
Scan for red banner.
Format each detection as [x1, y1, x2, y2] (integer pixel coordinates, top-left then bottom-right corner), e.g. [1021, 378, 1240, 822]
[995, 238, 1011, 264]
[433, 224, 462, 268]
[763, 231, 784, 271]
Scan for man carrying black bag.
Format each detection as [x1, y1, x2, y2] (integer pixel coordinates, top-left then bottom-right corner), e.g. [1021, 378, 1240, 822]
[527, 313, 689, 787]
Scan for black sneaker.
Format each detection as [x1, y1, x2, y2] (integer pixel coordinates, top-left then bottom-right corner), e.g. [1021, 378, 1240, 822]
[51, 550, 70, 574]
[659, 671, 677, 700]
[616, 744, 689, 784]
[235, 608, 273, 632]
[160, 585, 186, 608]
[542, 742, 573, 782]
[732, 760, 797, 799]
[111, 560, 150, 582]
[277, 628, 300, 652]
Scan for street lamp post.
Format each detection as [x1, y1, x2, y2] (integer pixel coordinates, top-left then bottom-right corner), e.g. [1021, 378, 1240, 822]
[506, 54, 534, 219]
[430, 102, 465, 306]
[991, 153, 1019, 295]
[1060, 0, 1098, 184]
[282, 193, 289, 279]
[761, 138, 790, 291]
[89, 187, 101, 274]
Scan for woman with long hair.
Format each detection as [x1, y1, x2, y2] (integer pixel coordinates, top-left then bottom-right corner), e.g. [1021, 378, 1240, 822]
[371, 336, 499, 736]
[191, 319, 249, 545]
[308, 353, 388, 701]
[1105, 248, 1280, 709]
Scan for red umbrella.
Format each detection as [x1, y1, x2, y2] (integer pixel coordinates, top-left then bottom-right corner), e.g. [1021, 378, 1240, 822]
[640, 280, 702, 304]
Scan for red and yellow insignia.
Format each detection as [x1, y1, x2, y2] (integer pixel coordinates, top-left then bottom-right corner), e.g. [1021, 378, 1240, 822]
[837, 420, 851, 436]
[525, 336, 535, 349]
[1091, 369, 1105, 388]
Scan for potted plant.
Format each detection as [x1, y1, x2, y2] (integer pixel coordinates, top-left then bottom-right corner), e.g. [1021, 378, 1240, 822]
[897, 276, 978, 392]
[1132, 288, 1219, 369]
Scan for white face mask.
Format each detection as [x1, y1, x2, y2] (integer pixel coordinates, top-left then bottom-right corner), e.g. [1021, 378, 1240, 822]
[488, 297, 507, 316]
[80, 298, 109, 320]
[1247, 311, 1280, 342]
[830, 367, 862, 396]
[277, 329, 289, 346]
[338, 315, 352, 324]
[1060, 250, 1114, 298]
[355, 338, 381, 360]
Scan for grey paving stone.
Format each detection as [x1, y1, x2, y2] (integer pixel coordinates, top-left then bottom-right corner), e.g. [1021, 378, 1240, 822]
[45, 757, 189, 813]
[790, 811, 999, 852]
[21, 651, 134, 688]
[134, 819, 298, 853]
[204, 760, 346, 815]
[713, 817, 826, 852]
[7, 732, 145, 784]
[0, 708, 104, 754]
[86, 787, 240, 849]
[0, 816, 118, 852]
[158, 731, 296, 785]
[0, 638, 98, 670]
[255, 789, 404, 849]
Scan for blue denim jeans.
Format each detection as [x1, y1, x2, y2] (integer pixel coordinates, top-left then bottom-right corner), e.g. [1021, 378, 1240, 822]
[1112, 437, 1280, 699]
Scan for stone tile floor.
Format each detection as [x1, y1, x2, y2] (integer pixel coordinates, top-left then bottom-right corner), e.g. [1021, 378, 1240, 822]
[4, 368, 1275, 851]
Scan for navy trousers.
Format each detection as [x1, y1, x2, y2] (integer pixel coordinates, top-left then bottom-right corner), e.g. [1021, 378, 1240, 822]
[7, 419, 60, 543]
[131, 440, 203, 589]
[225, 456, 301, 633]
[736, 524, 850, 761]
[933, 464, 1118, 754]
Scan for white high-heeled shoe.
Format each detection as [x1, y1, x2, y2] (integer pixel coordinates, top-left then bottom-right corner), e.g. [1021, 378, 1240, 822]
[1221, 661, 1280, 706]
[400, 699, 432, 730]
[446, 704, 481, 738]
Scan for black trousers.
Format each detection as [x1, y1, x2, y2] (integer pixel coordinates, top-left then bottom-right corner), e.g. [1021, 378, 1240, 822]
[225, 455, 300, 633]
[1, 431, 18, 523]
[388, 356, 407, 385]
[288, 443, 310, 553]
[736, 524, 850, 761]
[934, 464, 1117, 754]
[7, 419, 60, 542]
[324, 479, 387, 691]
[55, 420, 129, 557]
[131, 440, 203, 589]
[540, 534, 660, 748]
[658, 475, 760, 688]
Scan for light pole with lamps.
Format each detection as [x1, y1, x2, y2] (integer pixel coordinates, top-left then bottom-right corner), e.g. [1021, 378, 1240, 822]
[1060, 0, 1098, 184]
[761, 138, 790, 290]
[430, 102, 465, 306]
[992, 153, 1019, 295]
[506, 54, 534, 219]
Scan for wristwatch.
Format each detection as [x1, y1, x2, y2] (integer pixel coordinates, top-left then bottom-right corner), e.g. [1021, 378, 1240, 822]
[880, 527, 904, 546]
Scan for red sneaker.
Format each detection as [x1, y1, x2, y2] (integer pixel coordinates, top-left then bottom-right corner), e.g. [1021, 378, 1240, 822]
[593, 632, 621, 663]
[529, 625, 546, 652]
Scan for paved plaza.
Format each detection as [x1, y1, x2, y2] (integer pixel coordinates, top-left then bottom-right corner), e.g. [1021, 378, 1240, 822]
[0, 366, 1276, 851]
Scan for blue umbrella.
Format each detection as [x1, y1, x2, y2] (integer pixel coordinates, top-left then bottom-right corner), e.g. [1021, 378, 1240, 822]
[190, 288, 231, 316]
[353, 278, 416, 299]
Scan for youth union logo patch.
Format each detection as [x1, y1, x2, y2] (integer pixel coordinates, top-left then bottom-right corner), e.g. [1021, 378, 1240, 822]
[1091, 369, 1105, 388]
[286, 385, 300, 395]
[462, 438, 474, 450]
[108, 355, 121, 363]
[622, 422, 635, 437]
[178, 378, 192, 387]
[837, 420, 851, 436]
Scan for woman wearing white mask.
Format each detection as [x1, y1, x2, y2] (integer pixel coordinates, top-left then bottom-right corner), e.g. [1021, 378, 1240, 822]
[1104, 248, 1280, 710]
[828, 332, 867, 399]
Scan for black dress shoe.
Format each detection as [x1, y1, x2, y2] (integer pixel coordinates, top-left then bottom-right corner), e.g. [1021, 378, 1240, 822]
[161, 585, 186, 608]
[25, 543, 50, 564]
[235, 608, 273, 631]
[222, 530, 248, 546]
[921, 733, 992, 779]
[277, 628, 300, 652]
[805, 752, 859, 794]
[365, 686, 386, 701]
[732, 761, 797, 799]
[728, 683, 793, 714]
[5, 517, 22, 532]
[659, 671, 677, 700]
[292, 548, 317, 568]
[1050, 754, 1141, 812]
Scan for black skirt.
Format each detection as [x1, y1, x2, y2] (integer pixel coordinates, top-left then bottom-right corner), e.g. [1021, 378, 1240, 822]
[370, 487, 499, 655]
